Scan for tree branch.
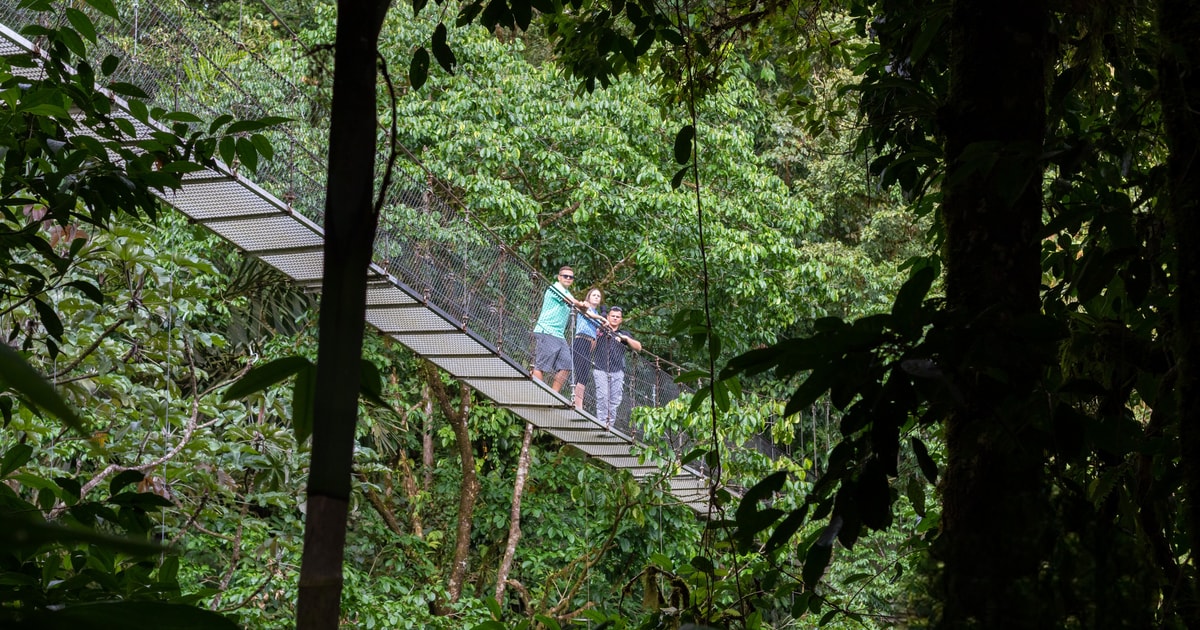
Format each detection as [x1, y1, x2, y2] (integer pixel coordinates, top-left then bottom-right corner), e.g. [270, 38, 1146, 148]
[52, 315, 131, 378]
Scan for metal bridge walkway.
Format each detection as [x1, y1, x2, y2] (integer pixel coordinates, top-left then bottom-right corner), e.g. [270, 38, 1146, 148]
[0, 3, 722, 513]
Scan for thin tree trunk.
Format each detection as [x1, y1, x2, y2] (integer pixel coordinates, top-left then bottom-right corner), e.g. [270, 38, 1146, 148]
[296, 2, 392, 628]
[422, 382, 435, 493]
[1159, 0, 1200, 618]
[936, 1, 1049, 627]
[424, 365, 479, 611]
[445, 381, 478, 607]
[397, 452, 425, 537]
[495, 421, 536, 604]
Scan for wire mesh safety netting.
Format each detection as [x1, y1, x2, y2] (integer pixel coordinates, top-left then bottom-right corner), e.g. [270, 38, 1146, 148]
[0, 0, 808, 495]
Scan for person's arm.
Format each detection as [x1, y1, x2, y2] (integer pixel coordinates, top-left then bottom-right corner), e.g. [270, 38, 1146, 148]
[551, 283, 586, 309]
[618, 332, 642, 352]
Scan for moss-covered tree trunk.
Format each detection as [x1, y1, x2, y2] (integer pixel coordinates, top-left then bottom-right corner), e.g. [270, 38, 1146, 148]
[1159, 0, 1200, 617]
[936, 1, 1050, 627]
[296, 1, 392, 627]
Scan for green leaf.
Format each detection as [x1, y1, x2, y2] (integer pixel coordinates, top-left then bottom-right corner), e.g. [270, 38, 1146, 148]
[432, 24, 457, 75]
[100, 54, 119, 76]
[763, 506, 808, 555]
[784, 368, 834, 417]
[671, 166, 688, 189]
[673, 124, 695, 164]
[802, 541, 832, 586]
[1, 443, 33, 477]
[736, 470, 788, 522]
[911, 437, 938, 484]
[687, 385, 710, 414]
[359, 359, 393, 411]
[33, 297, 63, 341]
[250, 133, 274, 161]
[21, 600, 240, 629]
[208, 114, 234, 135]
[712, 378, 730, 412]
[84, 0, 119, 19]
[65, 8, 96, 43]
[890, 265, 935, 334]
[0, 520, 165, 556]
[634, 29, 656, 55]
[19, 102, 69, 117]
[224, 118, 283, 135]
[409, 47, 430, 90]
[109, 469, 143, 494]
[0, 344, 83, 433]
[218, 135, 236, 168]
[235, 136, 258, 172]
[66, 280, 104, 304]
[222, 356, 312, 401]
[107, 82, 149, 100]
[292, 362, 316, 444]
[161, 111, 203, 124]
[905, 477, 926, 517]
[412, 0, 429, 16]
[659, 28, 685, 46]
[533, 615, 561, 630]
[483, 596, 502, 620]
[679, 447, 707, 465]
[127, 98, 149, 124]
[58, 27, 86, 58]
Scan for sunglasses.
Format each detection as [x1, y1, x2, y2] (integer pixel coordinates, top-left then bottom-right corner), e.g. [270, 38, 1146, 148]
[560, 274, 574, 279]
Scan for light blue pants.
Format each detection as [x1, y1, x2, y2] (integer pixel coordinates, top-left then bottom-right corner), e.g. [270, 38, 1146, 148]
[593, 369, 624, 427]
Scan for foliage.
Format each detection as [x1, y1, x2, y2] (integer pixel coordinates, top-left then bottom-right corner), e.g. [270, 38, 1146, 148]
[0, 0, 940, 628]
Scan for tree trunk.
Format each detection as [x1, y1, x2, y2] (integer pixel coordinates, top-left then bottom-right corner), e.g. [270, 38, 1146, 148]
[495, 421, 536, 604]
[936, 1, 1050, 627]
[1159, 0, 1200, 616]
[446, 382, 478, 606]
[425, 365, 479, 611]
[422, 381, 435, 493]
[296, 2, 392, 628]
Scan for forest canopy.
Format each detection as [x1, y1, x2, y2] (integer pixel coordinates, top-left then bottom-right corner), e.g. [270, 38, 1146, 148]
[2, 0, 1199, 628]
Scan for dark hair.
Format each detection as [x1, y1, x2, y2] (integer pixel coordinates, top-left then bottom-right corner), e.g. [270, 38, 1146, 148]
[608, 306, 623, 314]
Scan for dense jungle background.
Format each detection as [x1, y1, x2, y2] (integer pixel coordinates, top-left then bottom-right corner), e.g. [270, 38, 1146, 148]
[2, 0, 1198, 628]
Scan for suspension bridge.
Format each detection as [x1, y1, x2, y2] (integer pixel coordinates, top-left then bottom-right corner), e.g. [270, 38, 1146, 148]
[0, 1, 785, 514]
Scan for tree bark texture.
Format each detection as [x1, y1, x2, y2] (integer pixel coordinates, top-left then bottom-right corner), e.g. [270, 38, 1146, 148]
[427, 369, 479, 611]
[1159, 0, 1200, 616]
[296, 1, 392, 628]
[937, 1, 1050, 627]
[495, 421, 536, 604]
[422, 381, 435, 493]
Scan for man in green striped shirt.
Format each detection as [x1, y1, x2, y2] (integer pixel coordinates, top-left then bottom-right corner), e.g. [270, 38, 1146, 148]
[532, 266, 586, 393]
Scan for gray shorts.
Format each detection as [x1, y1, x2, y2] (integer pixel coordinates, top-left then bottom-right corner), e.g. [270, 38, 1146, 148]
[533, 332, 572, 373]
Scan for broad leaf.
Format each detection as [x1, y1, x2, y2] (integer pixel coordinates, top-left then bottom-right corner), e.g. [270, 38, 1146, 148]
[432, 24, 457, 75]
[410, 47, 430, 90]
[1, 443, 34, 477]
[16, 600, 240, 629]
[0, 344, 83, 433]
[292, 362, 316, 444]
[222, 356, 312, 401]
[673, 124, 695, 164]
